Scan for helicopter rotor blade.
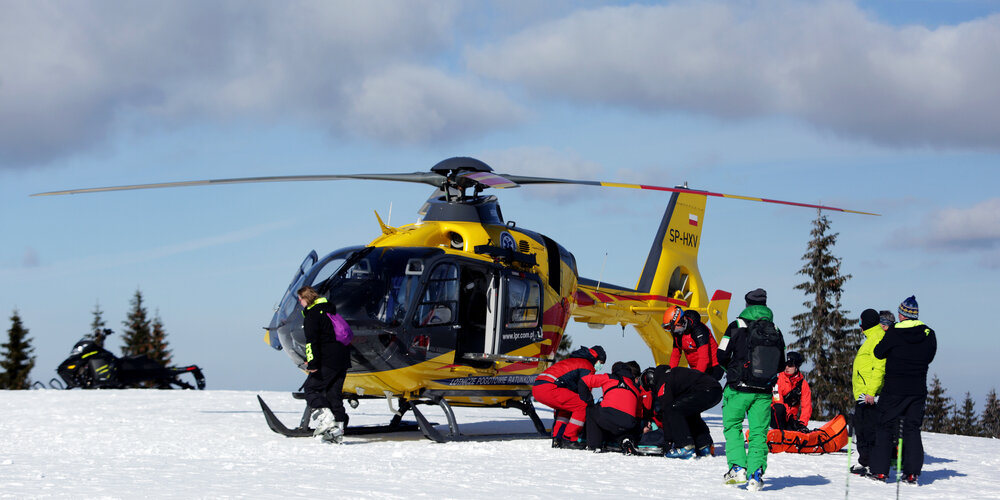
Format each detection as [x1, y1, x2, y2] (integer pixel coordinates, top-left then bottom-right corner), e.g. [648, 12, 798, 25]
[496, 173, 879, 216]
[31, 172, 448, 197]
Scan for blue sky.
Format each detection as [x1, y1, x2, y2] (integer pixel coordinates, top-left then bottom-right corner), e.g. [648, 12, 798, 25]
[2, 1, 998, 407]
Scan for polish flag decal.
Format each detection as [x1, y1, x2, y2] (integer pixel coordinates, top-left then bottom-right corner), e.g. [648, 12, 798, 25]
[688, 214, 699, 226]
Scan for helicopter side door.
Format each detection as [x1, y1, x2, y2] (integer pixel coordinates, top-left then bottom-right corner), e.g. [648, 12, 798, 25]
[489, 270, 544, 355]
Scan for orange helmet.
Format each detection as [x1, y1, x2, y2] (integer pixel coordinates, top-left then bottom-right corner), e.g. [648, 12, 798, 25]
[662, 306, 684, 331]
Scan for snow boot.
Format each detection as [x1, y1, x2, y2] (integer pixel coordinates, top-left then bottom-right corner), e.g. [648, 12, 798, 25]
[746, 468, 764, 492]
[664, 445, 696, 459]
[850, 464, 869, 476]
[723, 465, 747, 485]
[309, 408, 335, 436]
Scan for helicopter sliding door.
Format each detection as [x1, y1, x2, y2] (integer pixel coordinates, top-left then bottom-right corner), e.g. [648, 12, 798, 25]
[490, 270, 543, 355]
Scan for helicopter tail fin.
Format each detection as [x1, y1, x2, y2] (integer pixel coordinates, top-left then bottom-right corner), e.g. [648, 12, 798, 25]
[630, 190, 730, 365]
[635, 190, 709, 306]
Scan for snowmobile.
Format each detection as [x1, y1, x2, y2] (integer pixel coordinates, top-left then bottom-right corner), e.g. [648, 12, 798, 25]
[54, 329, 206, 390]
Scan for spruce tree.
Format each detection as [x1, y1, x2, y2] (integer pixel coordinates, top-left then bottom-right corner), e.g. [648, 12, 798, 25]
[981, 388, 1000, 438]
[949, 392, 978, 436]
[1, 310, 36, 390]
[149, 312, 172, 367]
[923, 374, 953, 432]
[788, 210, 859, 419]
[121, 289, 152, 358]
[90, 301, 108, 346]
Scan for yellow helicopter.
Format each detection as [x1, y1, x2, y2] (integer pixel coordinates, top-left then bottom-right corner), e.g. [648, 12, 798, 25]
[34, 156, 875, 441]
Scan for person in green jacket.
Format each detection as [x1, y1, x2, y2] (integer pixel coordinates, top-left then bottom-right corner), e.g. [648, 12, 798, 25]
[717, 288, 785, 492]
[850, 308, 888, 475]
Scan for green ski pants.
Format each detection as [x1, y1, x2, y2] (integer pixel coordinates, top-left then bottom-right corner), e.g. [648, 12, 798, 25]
[722, 385, 772, 474]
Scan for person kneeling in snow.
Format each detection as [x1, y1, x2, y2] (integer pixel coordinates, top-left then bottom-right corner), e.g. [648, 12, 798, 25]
[770, 351, 812, 432]
[578, 361, 643, 453]
[532, 345, 606, 449]
[642, 365, 722, 459]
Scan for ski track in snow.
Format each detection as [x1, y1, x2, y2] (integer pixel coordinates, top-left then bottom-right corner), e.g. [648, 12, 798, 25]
[1, 390, 998, 499]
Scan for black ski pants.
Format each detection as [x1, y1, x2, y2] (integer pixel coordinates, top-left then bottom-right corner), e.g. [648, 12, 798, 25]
[585, 406, 638, 451]
[660, 385, 722, 449]
[853, 401, 880, 467]
[870, 394, 925, 476]
[303, 366, 349, 424]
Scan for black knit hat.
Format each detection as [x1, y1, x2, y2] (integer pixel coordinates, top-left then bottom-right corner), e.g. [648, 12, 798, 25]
[745, 288, 767, 306]
[860, 309, 880, 330]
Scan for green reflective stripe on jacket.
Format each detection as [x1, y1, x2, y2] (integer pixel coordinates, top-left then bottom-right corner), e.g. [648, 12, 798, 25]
[852, 324, 886, 399]
[305, 343, 314, 362]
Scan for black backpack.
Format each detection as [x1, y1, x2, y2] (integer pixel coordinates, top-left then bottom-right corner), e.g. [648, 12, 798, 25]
[736, 318, 784, 391]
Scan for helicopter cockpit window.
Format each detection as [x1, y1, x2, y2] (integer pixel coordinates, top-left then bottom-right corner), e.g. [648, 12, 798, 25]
[414, 263, 459, 327]
[309, 256, 349, 290]
[506, 276, 541, 329]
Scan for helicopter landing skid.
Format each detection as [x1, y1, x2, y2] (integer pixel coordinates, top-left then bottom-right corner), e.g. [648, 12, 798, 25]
[406, 394, 550, 443]
[256, 395, 424, 438]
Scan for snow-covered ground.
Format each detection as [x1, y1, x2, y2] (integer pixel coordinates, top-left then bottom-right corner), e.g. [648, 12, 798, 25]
[1, 390, 997, 499]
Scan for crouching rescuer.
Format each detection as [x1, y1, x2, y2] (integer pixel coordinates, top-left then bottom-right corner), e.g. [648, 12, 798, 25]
[298, 285, 352, 444]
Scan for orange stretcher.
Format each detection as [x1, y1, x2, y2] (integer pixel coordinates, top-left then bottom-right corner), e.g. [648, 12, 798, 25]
[764, 414, 849, 453]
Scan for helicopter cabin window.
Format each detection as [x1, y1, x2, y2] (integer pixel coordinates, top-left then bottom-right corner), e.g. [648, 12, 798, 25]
[414, 263, 459, 327]
[505, 276, 541, 329]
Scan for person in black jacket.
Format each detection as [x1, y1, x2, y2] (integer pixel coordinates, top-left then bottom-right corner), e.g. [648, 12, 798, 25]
[649, 365, 723, 459]
[868, 296, 937, 484]
[298, 285, 352, 444]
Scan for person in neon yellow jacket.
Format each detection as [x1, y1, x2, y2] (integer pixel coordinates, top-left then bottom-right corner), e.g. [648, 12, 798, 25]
[850, 308, 889, 475]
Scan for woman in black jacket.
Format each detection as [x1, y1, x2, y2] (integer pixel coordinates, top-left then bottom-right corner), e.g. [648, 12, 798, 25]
[298, 285, 352, 443]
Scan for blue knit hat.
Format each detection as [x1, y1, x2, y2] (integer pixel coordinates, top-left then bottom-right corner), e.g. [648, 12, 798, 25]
[898, 296, 919, 319]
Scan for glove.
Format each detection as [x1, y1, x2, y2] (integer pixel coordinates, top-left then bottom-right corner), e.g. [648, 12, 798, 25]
[857, 394, 867, 404]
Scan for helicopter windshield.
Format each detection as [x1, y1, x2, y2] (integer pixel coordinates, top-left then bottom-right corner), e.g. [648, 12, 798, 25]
[320, 247, 443, 328]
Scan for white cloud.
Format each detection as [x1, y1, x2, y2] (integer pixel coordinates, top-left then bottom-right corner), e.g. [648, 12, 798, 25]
[342, 65, 525, 144]
[922, 198, 1000, 250]
[466, 1, 1000, 149]
[0, 1, 477, 167]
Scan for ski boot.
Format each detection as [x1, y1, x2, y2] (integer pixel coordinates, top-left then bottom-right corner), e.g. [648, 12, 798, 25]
[723, 465, 747, 485]
[664, 445, 696, 459]
[746, 468, 764, 492]
[695, 444, 714, 457]
[869, 473, 888, 483]
[309, 408, 335, 436]
[321, 421, 345, 444]
[850, 464, 869, 476]
[903, 474, 918, 485]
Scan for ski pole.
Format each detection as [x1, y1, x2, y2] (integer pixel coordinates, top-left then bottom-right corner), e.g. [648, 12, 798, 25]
[845, 416, 854, 500]
[895, 418, 904, 500]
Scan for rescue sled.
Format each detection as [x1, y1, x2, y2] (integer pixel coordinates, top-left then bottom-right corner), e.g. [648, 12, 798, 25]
[764, 414, 848, 454]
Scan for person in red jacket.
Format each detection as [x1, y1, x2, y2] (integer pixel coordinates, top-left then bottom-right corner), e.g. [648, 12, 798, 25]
[664, 306, 723, 380]
[770, 351, 812, 431]
[578, 361, 643, 453]
[532, 345, 606, 448]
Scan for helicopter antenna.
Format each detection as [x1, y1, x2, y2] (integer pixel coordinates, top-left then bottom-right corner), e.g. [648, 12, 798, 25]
[595, 252, 608, 292]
